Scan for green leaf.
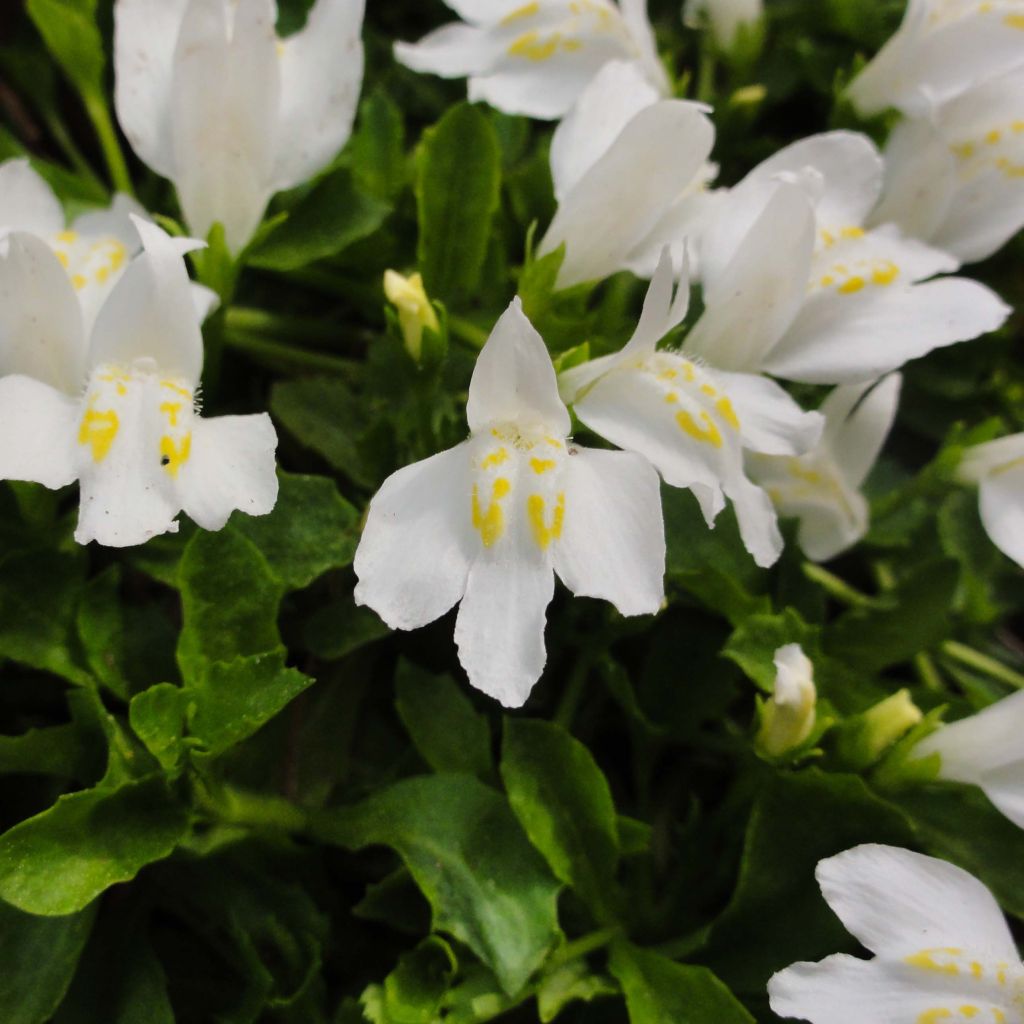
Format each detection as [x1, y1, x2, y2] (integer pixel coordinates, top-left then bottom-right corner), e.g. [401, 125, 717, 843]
[0, 900, 96, 1024]
[303, 596, 390, 660]
[361, 938, 457, 1024]
[500, 719, 621, 923]
[723, 609, 820, 693]
[395, 661, 493, 781]
[0, 777, 189, 915]
[349, 88, 407, 202]
[415, 103, 501, 304]
[536, 960, 616, 1023]
[176, 528, 283, 679]
[188, 650, 314, 755]
[609, 943, 754, 1024]
[825, 559, 959, 671]
[314, 774, 562, 995]
[26, 0, 103, 102]
[233, 472, 360, 589]
[0, 723, 86, 779]
[128, 684, 187, 773]
[248, 167, 391, 271]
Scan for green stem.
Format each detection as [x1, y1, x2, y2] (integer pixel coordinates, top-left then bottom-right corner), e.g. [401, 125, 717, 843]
[913, 653, 944, 692]
[83, 94, 133, 196]
[224, 328, 360, 376]
[42, 111, 103, 189]
[941, 641, 1024, 690]
[194, 780, 309, 832]
[448, 314, 490, 350]
[554, 653, 593, 731]
[696, 38, 718, 104]
[547, 927, 621, 969]
[802, 563, 874, 607]
[225, 306, 344, 347]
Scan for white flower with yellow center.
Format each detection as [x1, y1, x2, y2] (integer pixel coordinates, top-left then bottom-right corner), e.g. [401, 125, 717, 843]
[537, 59, 720, 288]
[957, 434, 1024, 570]
[394, 0, 668, 120]
[748, 374, 902, 562]
[354, 298, 665, 708]
[769, 844, 1024, 1024]
[114, 0, 365, 253]
[872, 69, 1024, 265]
[847, 0, 1024, 117]
[0, 217, 278, 547]
[559, 248, 824, 568]
[695, 132, 1011, 385]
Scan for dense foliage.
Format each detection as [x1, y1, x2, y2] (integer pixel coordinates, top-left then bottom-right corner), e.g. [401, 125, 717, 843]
[0, 0, 1022, 1021]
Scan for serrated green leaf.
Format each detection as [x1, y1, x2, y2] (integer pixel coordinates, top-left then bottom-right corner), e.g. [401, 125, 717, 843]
[395, 661, 493, 781]
[723, 609, 821, 692]
[129, 684, 187, 773]
[0, 777, 188, 915]
[415, 103, 501, 304]
[500, 719, 621, 923]
[314, 774, 562, 995]
[0, 723, 86, 779]
[536, 960, 616, 1023]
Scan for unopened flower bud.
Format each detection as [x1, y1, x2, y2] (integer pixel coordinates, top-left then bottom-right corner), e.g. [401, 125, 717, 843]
[756, 644, 817, 758]
[839, 689, 923, 770]
[384, 270, 439, 364]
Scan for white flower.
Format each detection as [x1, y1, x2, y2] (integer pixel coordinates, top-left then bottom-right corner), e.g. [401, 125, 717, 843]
[354, 298, 665, 708]
[114, 0, 366, 253]
[872, 69, 1024, 265]
[683, 0, 763, 50]
[913, 690, 1024, 830]
[694, 132, 1011, 385]
[847, 0, 1024, 117]
[770, 844, 1024, 1024]
[537, 59, 720, 289]
[394, 0, 668, 120]
[958, 433, 1024, 570]
[0, 217, 278, 547]
[559, 247, 823, 568]
[756, 644, 817, 757]
[747, 374, 902, 562]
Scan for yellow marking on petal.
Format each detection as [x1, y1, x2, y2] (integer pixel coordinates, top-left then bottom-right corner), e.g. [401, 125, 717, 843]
[276, 39, 286, 57]
[676, 410, 722, 448]
[545, 436, 563, 449]
[508, 30, 561, 60]
[986, 129, 1003, 145]
[681, 362, 696, 382]
[996, 964, 1008, 985]
[78, 406, 119, 463]
[959, 1009, 980, 1020]
[108, 244, 125, 272]
[841, 226, 865, 239]
[95, 266, 110, 284]
[658, 368, 678, 381]
[480, 447, 509, 470]
[1013, 121, 1024, 133]
[55, 250, 69, 268]
[1004, 12, 1024, 28]
[838, 275, 865, 294]
[472, 478, 510, 548]
[72, 274, 87, 290]
[820, 275, 836, 287]
[161, 380, 192, 399]
[700, 383, 717, 397]
[952, 142, 976, 159]
[561, 37, 582, 50]
[527, 492, 565, 550]
[994, 1011, 1007, 1023]
[500, 1, 539, 24]
[530, 458, 556, 475]
[56, 230, 78, 245]
[160, 402, 183, 427]
[160, 433, 192, 478]
[872, 261, 899, 286]
[820, 228, 836, 247]
[905, 949, 963, 976]
[917, 1012, 952, 1024]
[787, 459, 822, 485]
[664, 392, 679, 404]
[716, 397, 740, 430]
[971, 962, 984, 979]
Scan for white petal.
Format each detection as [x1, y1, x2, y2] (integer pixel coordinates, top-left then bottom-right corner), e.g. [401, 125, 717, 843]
[176, 412, 279, 530]
[272, 0, 365, 190]
[764, 278, 1011, 385]
[740, 132, 884, 231]
[723, 470, 783, 568]
[976, 463, 1024, 569]
[539, 101, 715, 287]
[552, 446, 664, 615]
[354, 444, 476, 631]
[770, 953, 1014, 1024]
[190, 283, 220, 322]
[959, 434, 1024, 484]
[70, 193, 148, 247]
[824, 374, 902, 489]
[623, 188, 723, 280]
[394, 23, 501, 77]
[713, 371, 824, 456]
[0, 374, 79, 489]
[796, 497, 869, 562]
[685, 182, 816, 372]
[88, 218, 205, 385]
[0, 232, 86, 392]
[466, 299, 570, 436]
[169, 0, 279, 251]
[114, 0, 190, 179]
[932, 167, 1024, 266]
[0, 159, 64, 237]
[977, 758, 1024, 831]
[815, 844, 1019, 962]
[619, 247, 691, 359]
[454, 551, 554, 708]
[549, 59, 661, 201]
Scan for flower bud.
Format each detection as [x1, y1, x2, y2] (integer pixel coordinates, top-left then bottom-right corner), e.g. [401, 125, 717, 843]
[838, 689, 923, 770]
[756, 644, 817, 758]
[384, 270, 440, 364]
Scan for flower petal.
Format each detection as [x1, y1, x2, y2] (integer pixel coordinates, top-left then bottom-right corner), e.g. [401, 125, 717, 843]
[454, 548, 555, 708]
[763, 278, 1011, 385]
[977, 758, 1024, 831]
[169, 0, 279, 250]
[88, 217, 205, 385]
[714, 371, 824, 456]
[394, 23, 501, 77]
[815, 844, 1019, 962]
[824, 374, 901, 489]
[795, 497, 869, 563]
[0, 375, 80, 489]
[466, 298, 570, 436]
[354, 443, 476, 631]
[552, 446, 664, 616]
[0, 232, 87, 392]
[539, 100, 715, 287]
[272, 0, 365, 190]
[113, 0, 191, 179]
[176, 413, 279, 531]
[958, 434, 1024, 484]
[0, 158, 65, 237]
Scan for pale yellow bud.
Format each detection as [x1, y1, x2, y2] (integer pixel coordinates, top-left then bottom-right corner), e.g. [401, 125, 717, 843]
[384, 270, 439, 363]
[756, 644, 817, 758]
[838, 689, 924, 770]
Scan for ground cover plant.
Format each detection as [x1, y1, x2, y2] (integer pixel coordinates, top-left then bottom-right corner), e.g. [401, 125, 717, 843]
[0, 0, 1023, 1021]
